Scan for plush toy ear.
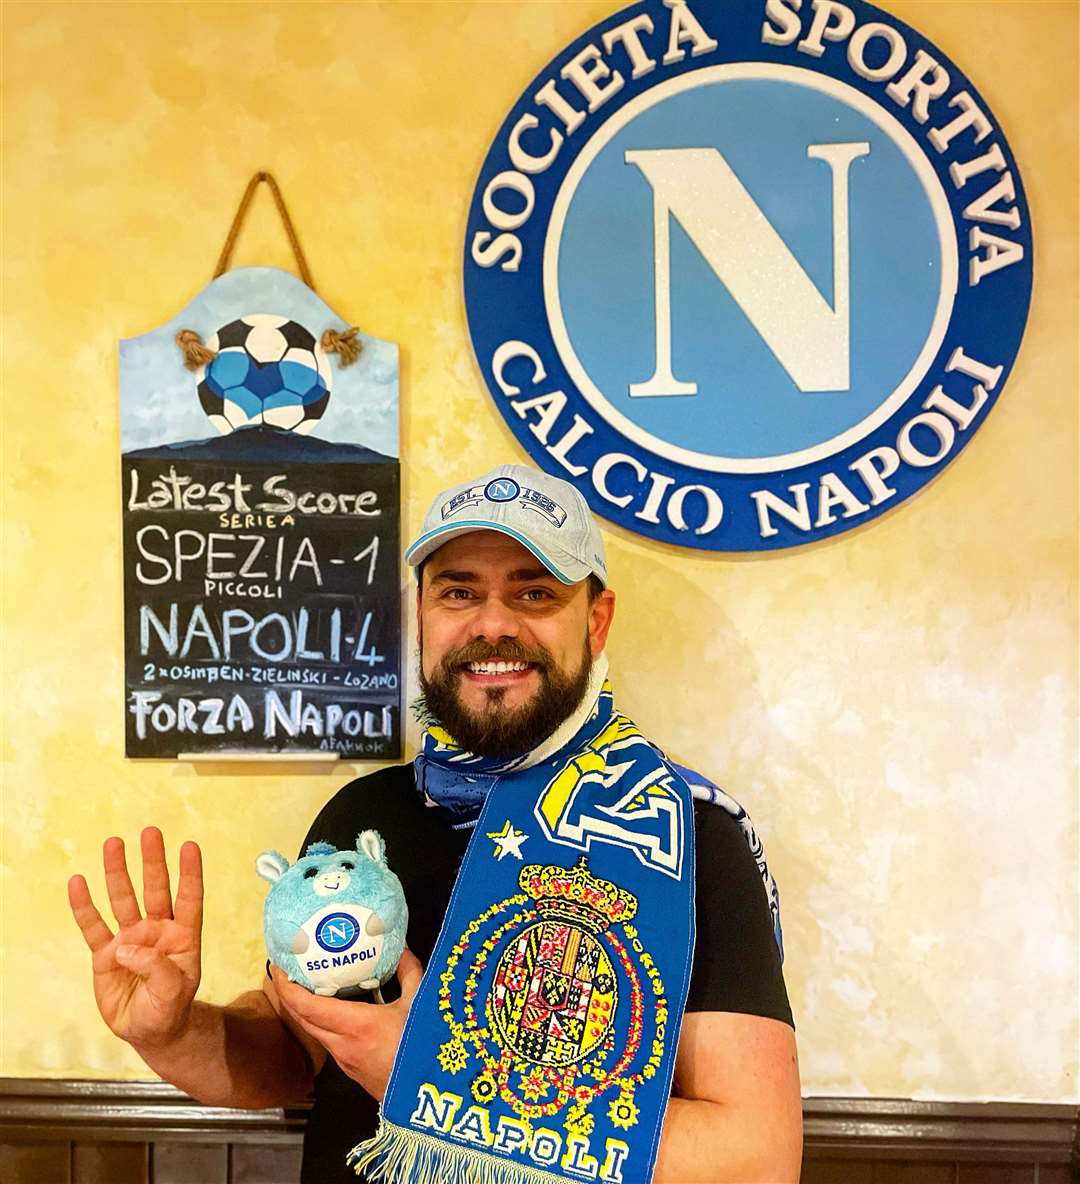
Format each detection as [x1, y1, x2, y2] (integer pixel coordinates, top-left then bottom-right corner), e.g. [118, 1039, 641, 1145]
[256, 850, 290, 883]
[357, 830, 386, 865]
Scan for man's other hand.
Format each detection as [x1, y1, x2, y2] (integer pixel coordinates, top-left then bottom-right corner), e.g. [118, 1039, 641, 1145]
[270, 948, 423, 1101]
[68, 828, 203, 1052]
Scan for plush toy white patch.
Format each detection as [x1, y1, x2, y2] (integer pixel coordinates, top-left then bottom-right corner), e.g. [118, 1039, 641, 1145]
[257, 831, 408, 1000]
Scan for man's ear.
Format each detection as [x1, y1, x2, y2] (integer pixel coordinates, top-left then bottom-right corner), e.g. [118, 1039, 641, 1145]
[588, 588, 616, 658]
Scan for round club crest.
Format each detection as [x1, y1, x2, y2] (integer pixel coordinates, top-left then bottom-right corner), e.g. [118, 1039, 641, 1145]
[464, 0, 1032, 551]
[315, 911, 360, 953]
[485, 477, 522, 502]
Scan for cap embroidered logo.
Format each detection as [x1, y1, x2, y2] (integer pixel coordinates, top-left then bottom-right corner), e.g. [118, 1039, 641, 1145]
[485, 478, 522, 502]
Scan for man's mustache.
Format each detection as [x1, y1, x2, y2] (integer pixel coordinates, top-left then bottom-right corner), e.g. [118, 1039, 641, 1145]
[441, 640, 552, 671]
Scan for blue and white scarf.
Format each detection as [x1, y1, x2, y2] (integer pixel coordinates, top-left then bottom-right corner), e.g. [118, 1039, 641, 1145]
[350, 658, 781, 1184]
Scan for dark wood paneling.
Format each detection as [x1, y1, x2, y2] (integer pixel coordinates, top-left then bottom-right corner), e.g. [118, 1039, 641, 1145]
[956, 1166, 1037, 1184]
[803, 1159, 879, 1184]
[872, 1163, 959, 1184]
[0, 1079, 1076, 1184]
[803, 1162, 964, 1184]
[802, 1098, 1078, 1164]
[72, 1141, 148, 1184]
[1035, 1166, 1072, 1184]
[229, 1143, 305, 1184]
[0, 1077, 308, 1144]
[0, 1141, 71, 1184]
[152, 1141, 228, 1184]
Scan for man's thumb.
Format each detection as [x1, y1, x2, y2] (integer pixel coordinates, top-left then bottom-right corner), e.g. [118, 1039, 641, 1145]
[115, 944, 185, 1003]
[395, 946, 424, 1001]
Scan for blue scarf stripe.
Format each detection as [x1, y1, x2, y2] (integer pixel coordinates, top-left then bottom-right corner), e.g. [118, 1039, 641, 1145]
[672, 763, 785, 964]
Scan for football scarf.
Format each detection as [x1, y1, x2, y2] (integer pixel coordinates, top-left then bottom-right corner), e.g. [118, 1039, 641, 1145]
[349, 658, 781, 1184]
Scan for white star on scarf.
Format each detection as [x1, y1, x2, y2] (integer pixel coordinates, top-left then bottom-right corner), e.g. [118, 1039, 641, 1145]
[486, 819, 529, 861]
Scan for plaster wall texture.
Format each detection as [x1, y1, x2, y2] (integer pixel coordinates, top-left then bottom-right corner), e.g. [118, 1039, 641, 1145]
[1, 0, 1076, 1103]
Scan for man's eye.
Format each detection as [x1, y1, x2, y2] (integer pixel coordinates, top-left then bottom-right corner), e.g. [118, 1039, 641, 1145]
[444, 587, 475, 600]
[521, 588, 553, 601]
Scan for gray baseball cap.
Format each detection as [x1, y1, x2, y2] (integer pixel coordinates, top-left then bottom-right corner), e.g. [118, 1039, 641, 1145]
[404, 464, 608, 587]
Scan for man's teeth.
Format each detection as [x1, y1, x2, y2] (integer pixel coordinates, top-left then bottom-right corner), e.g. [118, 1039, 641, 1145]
[467, 661, 530, 674]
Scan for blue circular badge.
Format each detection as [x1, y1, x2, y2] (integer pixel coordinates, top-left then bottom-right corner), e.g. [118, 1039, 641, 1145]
[315, 911, 360, 953]
[484, 477, 522, 502]
[464, 0, 1031, 551]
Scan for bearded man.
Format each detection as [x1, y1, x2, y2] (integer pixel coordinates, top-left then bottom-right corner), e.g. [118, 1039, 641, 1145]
[70, 464, 801, 1184]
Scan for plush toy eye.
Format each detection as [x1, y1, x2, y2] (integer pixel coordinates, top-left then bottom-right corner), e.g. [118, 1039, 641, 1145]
[304, 867, 319, 879]
[340, 861, 355, 870]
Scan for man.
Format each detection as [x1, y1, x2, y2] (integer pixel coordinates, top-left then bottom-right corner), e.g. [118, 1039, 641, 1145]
[70, 464, 802, 1183]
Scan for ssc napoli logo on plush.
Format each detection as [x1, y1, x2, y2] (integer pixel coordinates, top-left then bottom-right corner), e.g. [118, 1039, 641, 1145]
[315, 912, 360, 953]
[485, 477, 522, 502]
[464, 0, 1032, 551]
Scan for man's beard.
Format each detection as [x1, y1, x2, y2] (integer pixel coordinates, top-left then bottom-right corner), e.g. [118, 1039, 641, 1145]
[417, 635, 593, 761]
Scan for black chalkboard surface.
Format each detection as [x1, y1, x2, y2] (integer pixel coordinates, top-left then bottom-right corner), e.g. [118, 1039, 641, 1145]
[121, 428, 401, 759]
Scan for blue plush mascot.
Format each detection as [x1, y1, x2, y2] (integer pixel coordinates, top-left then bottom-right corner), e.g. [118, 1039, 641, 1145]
[256, 830, 408, 1001]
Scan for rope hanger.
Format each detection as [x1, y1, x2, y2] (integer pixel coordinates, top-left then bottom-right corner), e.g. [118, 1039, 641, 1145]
[214, 171, 316, 288]
[177, 171, 361, 369]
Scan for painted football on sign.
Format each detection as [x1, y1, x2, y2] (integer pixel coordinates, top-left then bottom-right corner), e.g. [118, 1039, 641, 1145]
[464, 0, 1032, 551]
[196, 314, 332, 435]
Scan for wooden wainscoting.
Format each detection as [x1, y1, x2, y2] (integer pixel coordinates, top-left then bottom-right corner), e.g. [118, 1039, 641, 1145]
[801, 1097, 1078, 1183]
[0, 1079, 1076, 1184]
[0, 1079, 305, 1184]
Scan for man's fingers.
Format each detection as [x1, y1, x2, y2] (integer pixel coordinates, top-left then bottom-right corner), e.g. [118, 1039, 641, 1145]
[173, 841, 203, 935]
[396, 947, 424, 1002]
[140, 827, 173, 921]
[68, 875, 114, 953]
[288, 1012, 343, 1049]
[273, 971, 366, 1034]
[114, 944, 185, 1003]
[103, 837, 142, 928]
[90, 920, 166, 975]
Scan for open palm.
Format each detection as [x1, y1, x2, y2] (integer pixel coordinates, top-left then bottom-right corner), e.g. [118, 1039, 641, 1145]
[69, 828, 203, 1050]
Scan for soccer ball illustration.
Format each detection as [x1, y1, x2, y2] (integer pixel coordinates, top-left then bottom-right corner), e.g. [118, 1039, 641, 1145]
[196, 315, 332, 435]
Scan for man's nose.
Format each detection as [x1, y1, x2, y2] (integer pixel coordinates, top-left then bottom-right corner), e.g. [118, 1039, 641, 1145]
[468, 596, 521, 641]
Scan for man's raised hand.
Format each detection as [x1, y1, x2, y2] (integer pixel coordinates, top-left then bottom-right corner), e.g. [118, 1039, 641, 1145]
[68, 828, 204, 1052]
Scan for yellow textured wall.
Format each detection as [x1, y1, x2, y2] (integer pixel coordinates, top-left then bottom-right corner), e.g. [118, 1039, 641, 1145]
[2, 0, 1076, 1102]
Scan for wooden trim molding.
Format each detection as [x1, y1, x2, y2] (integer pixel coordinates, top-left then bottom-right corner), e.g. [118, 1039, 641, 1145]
[1, 1079, 1076, 1162]
[0, 1078, 308, 1145]
[802, 1096, 1079, 1163]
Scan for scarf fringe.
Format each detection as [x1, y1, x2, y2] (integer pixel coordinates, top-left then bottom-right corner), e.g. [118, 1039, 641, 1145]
[348, 1118, 567, 1184]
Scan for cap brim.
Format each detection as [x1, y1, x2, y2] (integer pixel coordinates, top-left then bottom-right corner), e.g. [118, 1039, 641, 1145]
[403, 520, 592, 585]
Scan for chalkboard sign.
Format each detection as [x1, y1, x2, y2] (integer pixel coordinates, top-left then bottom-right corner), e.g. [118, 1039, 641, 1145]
[120, 268, 402, 759]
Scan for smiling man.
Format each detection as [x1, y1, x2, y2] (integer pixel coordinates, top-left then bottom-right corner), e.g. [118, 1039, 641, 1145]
[415, 531, 608, 760]
[69, 463, 801, 1184]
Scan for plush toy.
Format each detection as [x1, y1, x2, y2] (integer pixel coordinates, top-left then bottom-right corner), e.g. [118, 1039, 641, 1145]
[256, 831, 408, 1000]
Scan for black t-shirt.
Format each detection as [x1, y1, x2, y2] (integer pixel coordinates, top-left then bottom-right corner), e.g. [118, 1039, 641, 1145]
[295, 765, 792, 1184]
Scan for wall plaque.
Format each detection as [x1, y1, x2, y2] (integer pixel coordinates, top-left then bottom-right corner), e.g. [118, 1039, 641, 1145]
[464, 0, 1032, 550]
